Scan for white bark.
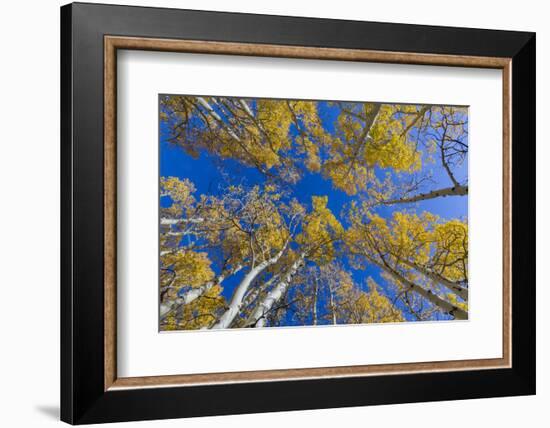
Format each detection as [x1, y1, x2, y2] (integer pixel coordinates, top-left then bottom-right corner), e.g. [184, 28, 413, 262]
[211, 243, 290, 329]
[312, 276, 319, 326]
[239, 99, 254, 117]
[246, 253, 306, 328]
[243, 274, 279, 309]
[160, 265, 243, 320]
[328, 282, 337, 325]
[367, 255, 467, 320]
[382, 185, 468, 205]
[160, 217, 204, 225]
[196, 97, 241, 141]
[197, 97, 224, 123]
[164, 231, 191, 237]
[398, 258, 468, 301]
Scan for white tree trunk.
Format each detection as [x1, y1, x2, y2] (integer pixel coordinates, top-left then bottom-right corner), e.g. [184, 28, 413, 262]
[159, 265, 243, 320]
[160, 217, 204, 225]
[328, 282, 337, 325]
[246, 253, 306, 328]
[382, 185, 468, 205]
[397, 258, 468, 300]
[367, 256, 467, 320]
[239, 99, 254, 117]
[211, 244, 290, 330]
[312, 276, 319, 326]
[196, 97, 241, 141]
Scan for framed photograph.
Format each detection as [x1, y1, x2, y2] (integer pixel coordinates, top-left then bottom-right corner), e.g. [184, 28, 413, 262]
[61, 2, 535, 424]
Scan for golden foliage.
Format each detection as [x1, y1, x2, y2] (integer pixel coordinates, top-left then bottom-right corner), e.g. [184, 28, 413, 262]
[161, 97, 429, 194]
[335, 277, 404, 324]
[297, 196, 343, 262]
[161, 250, 214, 289]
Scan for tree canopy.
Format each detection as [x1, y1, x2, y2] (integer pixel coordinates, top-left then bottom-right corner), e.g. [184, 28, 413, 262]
[159, 95, 469, 330]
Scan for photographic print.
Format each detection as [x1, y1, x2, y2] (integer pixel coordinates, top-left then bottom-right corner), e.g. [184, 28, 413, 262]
[159, 95, 468, 331]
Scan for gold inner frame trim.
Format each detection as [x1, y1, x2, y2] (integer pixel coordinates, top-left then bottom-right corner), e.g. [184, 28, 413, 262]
[104, 35, 512, 391]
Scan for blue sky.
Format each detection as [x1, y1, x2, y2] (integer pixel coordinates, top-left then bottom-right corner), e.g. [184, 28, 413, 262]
[160, 97, 468, 324]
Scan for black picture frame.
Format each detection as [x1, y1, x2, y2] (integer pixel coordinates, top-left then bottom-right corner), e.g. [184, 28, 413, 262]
[61, 2, 535, 424]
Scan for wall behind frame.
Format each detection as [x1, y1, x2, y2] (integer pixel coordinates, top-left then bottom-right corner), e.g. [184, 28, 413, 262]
[0, 1, 545, 427]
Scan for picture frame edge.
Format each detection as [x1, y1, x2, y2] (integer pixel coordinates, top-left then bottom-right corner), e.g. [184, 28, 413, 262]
[61, 2, 536, 424]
